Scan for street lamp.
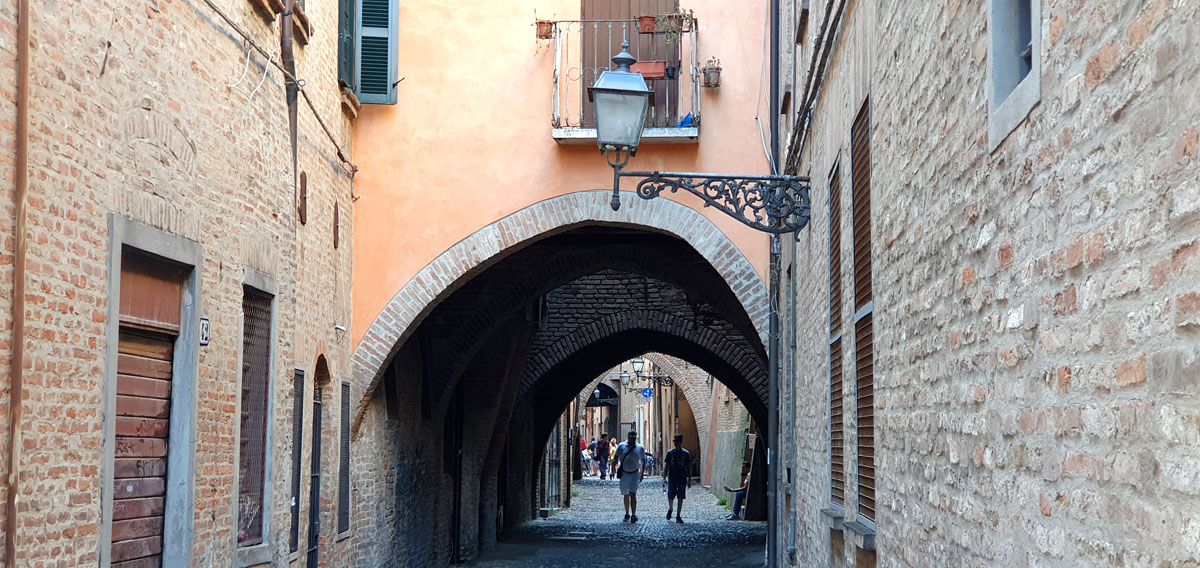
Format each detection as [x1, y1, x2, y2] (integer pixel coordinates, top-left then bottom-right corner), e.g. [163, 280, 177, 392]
[591, 44, 813, 568]
[587, 42, 650, 192]
[631, 357, 645, 374]
[589, 43, 811, 235]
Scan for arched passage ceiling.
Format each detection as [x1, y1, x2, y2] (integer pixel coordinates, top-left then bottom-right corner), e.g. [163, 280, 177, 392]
[409, 227, 767, 423]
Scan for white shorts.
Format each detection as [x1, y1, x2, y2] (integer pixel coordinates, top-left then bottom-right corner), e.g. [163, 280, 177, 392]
[619, 470, 641, 495]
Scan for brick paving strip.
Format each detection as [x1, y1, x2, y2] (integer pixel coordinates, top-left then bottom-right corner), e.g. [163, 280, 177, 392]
[474, 476, 766, 567]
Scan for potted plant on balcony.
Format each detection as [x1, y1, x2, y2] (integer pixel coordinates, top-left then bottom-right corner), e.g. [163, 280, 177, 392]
[637, 15, 657, 34]
[656, 9, 695, 44]
[535, 19, 555, 40]
[701, 56, 721, 88]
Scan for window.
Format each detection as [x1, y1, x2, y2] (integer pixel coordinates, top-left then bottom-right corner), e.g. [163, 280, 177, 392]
[338, 382, 352, 533]
[290, 369, 305, 552]
[850, 100, 875, 523]
[988, 0, 1041, 149]
[238, 287, 274, 547]
[828, 162, 846, 507]
[341, 0, 399, 104]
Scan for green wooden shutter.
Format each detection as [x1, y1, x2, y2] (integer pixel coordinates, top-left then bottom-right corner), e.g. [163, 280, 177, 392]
[338, 0, 356, 90]
[357, 0, 397, 104]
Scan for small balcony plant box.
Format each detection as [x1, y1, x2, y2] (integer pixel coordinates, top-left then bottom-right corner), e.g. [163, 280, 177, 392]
[702, 57, 721, 88]
[631, 60, 667, 80]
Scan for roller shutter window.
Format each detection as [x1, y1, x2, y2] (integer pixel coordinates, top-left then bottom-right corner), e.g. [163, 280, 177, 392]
[338, 382, 352, 533]
[828, 164, 845, 507]
[850, 98, 875, 522]
[112, 329, 174, 567]
[356, 0, 398, 104]
[112, 252, 185, 567]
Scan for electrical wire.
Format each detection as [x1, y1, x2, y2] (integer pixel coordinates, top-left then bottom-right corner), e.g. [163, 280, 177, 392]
[200, 0, 359, 177]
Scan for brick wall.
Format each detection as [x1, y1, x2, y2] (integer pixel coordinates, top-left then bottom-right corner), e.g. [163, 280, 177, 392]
[0, 0, 355, 564]
[779, 0, 1200, 566]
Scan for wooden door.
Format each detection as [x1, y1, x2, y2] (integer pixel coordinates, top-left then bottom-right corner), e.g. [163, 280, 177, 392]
[111, 253, 184, 567]
[581, 0, 680, 128]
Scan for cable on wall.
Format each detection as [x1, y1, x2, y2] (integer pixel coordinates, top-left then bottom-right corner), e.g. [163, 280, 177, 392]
[200, 0, 359, 177]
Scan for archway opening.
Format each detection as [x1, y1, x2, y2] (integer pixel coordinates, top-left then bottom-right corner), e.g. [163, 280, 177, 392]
[351, 224, 770, 567]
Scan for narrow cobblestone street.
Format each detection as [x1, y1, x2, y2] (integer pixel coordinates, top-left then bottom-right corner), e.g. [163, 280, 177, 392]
[474, 476, 766, 567]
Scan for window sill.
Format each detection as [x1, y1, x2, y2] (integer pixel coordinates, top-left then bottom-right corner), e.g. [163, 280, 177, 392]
[341, 87, 362, 119]
[336, 530, 352, 542]
[248, 0, 285, 23]
[291, 2, 312, 45]
[551, 126, 700, 145]
[820, 507, 845, 530]
[235, 542, 272, 567]
[843, 519, 876, 551]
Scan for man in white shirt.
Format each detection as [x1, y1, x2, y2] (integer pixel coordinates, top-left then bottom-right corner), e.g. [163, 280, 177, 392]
[614, 430, 647, 523]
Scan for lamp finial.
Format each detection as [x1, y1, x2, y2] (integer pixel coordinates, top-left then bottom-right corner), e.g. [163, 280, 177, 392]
[612, 41, 636, 71]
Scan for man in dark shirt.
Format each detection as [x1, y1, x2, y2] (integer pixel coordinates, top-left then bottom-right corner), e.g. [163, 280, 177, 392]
[595, 434, 610, 480]
[662, 433, 692, 523]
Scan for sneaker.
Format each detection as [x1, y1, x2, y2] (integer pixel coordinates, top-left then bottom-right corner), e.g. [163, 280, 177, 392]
[676, 517, 684, 524]
[623, 514, 630, 523]
[724, 513, 740, 521]
[666, 510, 672, 520]
[631, 514, 638, 524]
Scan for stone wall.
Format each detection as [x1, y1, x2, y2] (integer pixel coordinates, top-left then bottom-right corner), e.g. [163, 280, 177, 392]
[778, 0, 1200, 566]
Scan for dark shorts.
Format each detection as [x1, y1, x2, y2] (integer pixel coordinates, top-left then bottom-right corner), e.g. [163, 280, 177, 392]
[666, 482, 687, 500]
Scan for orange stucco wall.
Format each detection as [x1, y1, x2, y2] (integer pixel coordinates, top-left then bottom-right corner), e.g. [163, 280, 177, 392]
[352, 1, 773, 347]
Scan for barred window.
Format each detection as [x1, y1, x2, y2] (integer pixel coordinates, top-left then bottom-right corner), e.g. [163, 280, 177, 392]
[238, 287, 274, 547]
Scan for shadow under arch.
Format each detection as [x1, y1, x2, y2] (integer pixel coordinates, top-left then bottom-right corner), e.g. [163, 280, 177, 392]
[350, 190, 768, 430]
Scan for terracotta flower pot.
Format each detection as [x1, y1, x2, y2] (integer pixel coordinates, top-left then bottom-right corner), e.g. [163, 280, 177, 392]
[637, 16, 656, 34]
[702, 67, 722, 88]
[536, 20, 554, 40]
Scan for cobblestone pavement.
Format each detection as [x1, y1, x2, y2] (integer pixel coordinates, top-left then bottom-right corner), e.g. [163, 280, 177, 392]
[473, 476, 766, 567]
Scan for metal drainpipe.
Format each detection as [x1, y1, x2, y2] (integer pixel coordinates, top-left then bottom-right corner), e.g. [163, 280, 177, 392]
[281, 0, 298, 216]
[6, 0, 30, 563]
[768, 0, 782, 565]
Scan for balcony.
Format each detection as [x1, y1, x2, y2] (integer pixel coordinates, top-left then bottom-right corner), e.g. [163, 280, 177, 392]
[548, 18, 701, 145]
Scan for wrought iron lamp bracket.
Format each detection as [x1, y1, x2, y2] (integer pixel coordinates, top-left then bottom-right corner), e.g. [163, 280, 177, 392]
[606, 159, 812, 234]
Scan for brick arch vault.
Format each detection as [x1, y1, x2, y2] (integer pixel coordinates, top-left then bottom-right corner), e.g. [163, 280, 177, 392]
[350, 190, 768, 426]
[348, 191, 770, 566]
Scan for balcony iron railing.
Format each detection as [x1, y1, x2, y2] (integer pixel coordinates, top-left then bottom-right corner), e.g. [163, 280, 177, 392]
[549, 19, 700, 144]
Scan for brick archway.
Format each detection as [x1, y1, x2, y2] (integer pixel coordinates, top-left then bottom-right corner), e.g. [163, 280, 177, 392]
[642, 353, 714, 453]
[351, 190, 767, 425]
[520, 309, 766, 408]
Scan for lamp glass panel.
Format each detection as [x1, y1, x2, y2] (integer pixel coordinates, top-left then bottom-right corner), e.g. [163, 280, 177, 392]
[593, 90, 649, 149]
[632, 358, 645, 373]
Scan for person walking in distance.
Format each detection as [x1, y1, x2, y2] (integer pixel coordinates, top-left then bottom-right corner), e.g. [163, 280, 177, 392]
[662, 434, 692, 523]
[609, 437, 618, 478]
[594, 434, 610, 480]
[614, 430, 647, 523]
